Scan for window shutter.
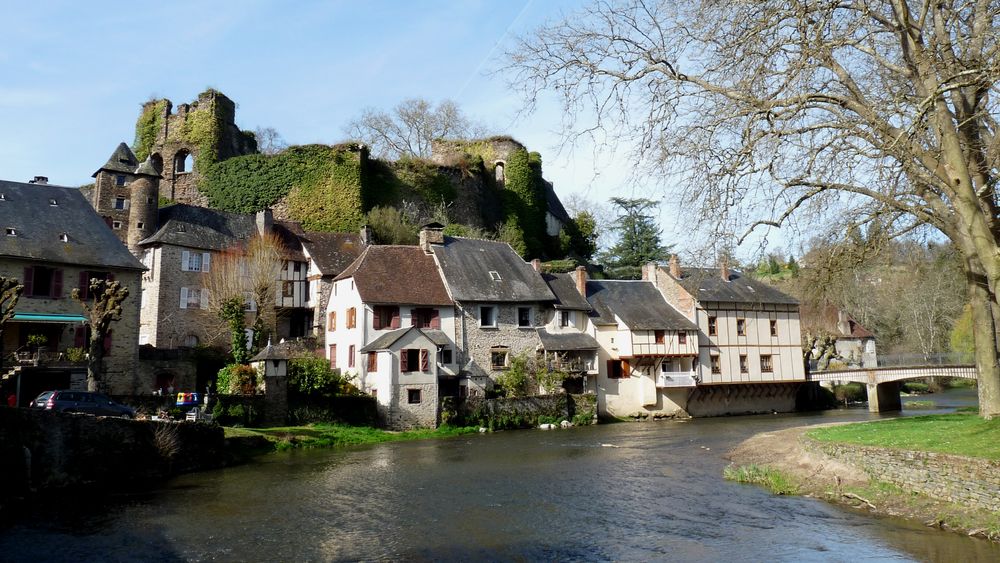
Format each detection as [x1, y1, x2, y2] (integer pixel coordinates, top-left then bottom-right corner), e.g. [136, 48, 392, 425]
[74, 326, 85, 348]
[52, 269, 63, 299]
[201, 253, 211, 273]
[329, 345, 336, 369]
[180, 287, 188, 309]
[373, 308, 383, 330]
[200, 289, 210, 309]
[181, 251, 190, 271]
[103, 329, 113, 356]
[430, 310, 440, 329]
[79, 272, 89, 300]
[390, 308, 400, 329]
[622, 360, 630, 377]
[23, 267, 33, 297]
[400, 349, 409, 372]
[348, 345, 355, 367]
[420, 349, 429, 372]
[606, 359, 614, 378]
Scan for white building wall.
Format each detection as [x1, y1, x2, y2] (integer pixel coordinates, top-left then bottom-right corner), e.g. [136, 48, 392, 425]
[697, 303, 806, 384]
[325, 277, 365, 385]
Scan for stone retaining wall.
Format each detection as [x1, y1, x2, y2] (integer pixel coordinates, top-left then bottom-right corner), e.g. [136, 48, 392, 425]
[807, 438, 1000, 512]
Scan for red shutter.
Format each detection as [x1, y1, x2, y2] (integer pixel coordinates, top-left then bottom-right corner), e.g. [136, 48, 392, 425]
[622, 360, 630, 377]
[79, 272, 90, 300]
[373, 308, 383, 330]
[52, 269, 63, 299]
[103, 329, 113, 356]
[430, 310, 440, 329]
[74, 327, 85, 348]
[23, 267, 33, 296]
[400, 349, 409, 372]
[390, 308, 400, 329]
[420, 349, 429, 372]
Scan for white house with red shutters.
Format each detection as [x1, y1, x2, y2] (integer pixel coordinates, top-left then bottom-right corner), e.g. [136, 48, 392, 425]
[324, 245, 456, 428]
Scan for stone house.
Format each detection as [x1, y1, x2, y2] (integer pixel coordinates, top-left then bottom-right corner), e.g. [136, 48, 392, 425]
[0, 180, 144, 401]
[800, 303, 878, 368]
[537, 267, 600, 394]
[423, 228, 557, 396]
[325, 245, 455, 428]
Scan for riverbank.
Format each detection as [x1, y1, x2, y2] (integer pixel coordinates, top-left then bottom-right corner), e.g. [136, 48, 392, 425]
[223, 423, 481, 455]
[726, 424, 1000, 541]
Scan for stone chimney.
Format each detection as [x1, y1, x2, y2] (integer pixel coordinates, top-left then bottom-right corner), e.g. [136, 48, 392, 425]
[574, 265, 588, 296]
[531, 259, 541, 272]
[419, 223, 444, 253]
[837, 310, 851, 335]
[720, 256, 730, 281]
[669, 255, 681, 278]
[641, 262, 658, 281]
[255, 208, 273, 236]
[359, 225, 373, 246]
[28, 176, 48, 185]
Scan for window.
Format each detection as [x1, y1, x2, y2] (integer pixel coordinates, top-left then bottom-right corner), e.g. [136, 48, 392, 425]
[5, 228, 15, 237]
[606, 359, 630, 379]
[114, 196, 127, 210]
[373, 306, 401, 330]
[367, 351, 378, 371]
[708, 316, 717, 336]
[517, 307, 531, 327]
[410, 308, 439, 329]
[327, 311, 336, 331]
[115, 175, 126, 187]
[48, 198, 58, 206]
[441, 348, 453, 364]
[678, 331, 687, 345]
[292, 261, 302, 275]
[479, 306, 497, 328]
[739, 354, 748, 374]
[760, 355, 774, 373]
[282, 281, 294, 297]
[244, 292, 256, 311]
[181, 251, 211, 273]
[23, 266, 62, 298]
[348, 345, 355, 367]
[401, 349, 420, 372]
[654, 330, 665, 344]
[76, 271, 111, 299]
[329, 345, 337, 369]
[559, 311, 571, 328]
[408, 389, 422, 404]
[347, 307, 357, 329]
[489, 271, 502, 281]
[711, 355, 721, 374]
[112, 221, 122, 230]
[490, 347, 509, 370]
[736, 318, 746, 336]
[59, 233, 69, 242]
[179, 287, 208, 309]
[175, 151, 193, 173]
[136, 222, 144, 230]
[770, 319, 778, 337]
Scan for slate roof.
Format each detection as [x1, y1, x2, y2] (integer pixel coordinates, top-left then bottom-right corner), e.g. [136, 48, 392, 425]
[673, 267, 799, 305]
[431, 236, 555, 302]
[272, 221, 307, 262]
[543, 180, 571, 224]
[138, 204, 256, 251]
[134, 156, 162, 178]
[542, 272, 591, 311]
[0, 180, 144, 271]
[335, 245, 452, 306]
[250, 338, 318, 361]
[360, 327, 443, 352]
[93, 142, 139, 176]
[537, 328, 599, 350]
[586, 280, 697, 330]
[800, 303, 874, 339]
[300, 231, 364, 276]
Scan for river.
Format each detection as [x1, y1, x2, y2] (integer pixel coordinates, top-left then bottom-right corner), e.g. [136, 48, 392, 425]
[2, 388, 998, 562]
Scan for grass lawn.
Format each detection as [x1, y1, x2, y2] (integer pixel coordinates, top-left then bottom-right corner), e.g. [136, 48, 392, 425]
[224, 423, 480, 451]
[808, 413, 1000, 460]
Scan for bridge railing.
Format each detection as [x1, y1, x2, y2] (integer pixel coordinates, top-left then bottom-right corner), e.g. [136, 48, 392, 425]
[876, 352, 974, 368]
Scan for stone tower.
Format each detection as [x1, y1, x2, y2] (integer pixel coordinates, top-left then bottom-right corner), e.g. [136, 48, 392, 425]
[134, 89, 257, 207]
[90, 143, 160, 256]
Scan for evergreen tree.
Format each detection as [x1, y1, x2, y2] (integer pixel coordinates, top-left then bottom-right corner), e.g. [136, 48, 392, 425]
[602, 198, 671, 279]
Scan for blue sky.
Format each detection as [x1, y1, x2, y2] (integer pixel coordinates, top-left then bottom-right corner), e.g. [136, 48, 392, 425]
[0, 0, 786, 261]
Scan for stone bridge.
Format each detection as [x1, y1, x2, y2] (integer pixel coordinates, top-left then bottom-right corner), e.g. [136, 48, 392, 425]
[808, 365, 977, 412]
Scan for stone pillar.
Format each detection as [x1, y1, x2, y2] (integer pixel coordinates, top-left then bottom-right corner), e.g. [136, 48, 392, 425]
[263, 375, 287, 426]
[867, 381, 901, 413]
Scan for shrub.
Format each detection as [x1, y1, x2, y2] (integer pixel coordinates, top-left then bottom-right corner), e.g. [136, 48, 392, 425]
[832, 382, 867, 404]
[64, 347, 87, 363]
[217, 363, 260, 395]
[288, 357, 347, 398]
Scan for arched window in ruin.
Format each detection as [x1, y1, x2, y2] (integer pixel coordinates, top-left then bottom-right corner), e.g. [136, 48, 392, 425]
[174, 150, 194, 174]
[150, 153, 164, 175]
[494, 161, 505, 185]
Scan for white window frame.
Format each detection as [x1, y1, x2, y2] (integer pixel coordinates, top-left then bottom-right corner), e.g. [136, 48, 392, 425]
[180, 287, 209, 310]
[181, 251, 211, 273]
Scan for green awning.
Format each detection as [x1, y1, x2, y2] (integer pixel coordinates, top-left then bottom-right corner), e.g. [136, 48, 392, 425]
[11, 313, 87, 323]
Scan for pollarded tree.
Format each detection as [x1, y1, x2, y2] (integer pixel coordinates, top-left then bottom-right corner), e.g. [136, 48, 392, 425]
[0, 277, 24, 371]
[72, 278, 128, 392]
[505, 0, 1000, 417]
[602, 197, 672, 279]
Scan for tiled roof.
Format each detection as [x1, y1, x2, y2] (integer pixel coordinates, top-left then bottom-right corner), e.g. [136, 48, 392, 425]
[542, 272, 591, 310]
[138, 204, 256, 251]
[800, 303, 874, 339]
[0, 180, 144, 271]
[93, 142, 139, 176]
[360, 327, 444, 352]
[586, 280, 697, 330]
[536, 328, 599, 350]
[300, 231, 364, 276]
[432, 236, 555, 302]
[673, 267, 798, 305]
[335, 245, 452, 306]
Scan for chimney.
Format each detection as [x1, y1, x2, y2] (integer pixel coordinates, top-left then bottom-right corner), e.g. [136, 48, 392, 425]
[574, 265, 588, 296]
[641, 262, 658, 281]
[255, 208, 273, 236]
[720, 256, 730, 281]
[669, 255, 681, 278]
[837, 310, 851, 336]
[359, 225, 373, 246]
[29, 176, 48, 185]
[531, 259, 541, 272]
[419, 223, 444, 253]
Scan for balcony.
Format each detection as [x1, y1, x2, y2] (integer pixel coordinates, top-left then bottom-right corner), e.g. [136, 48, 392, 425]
[656, 371, 698, 388]
[549, 357, 597, 373]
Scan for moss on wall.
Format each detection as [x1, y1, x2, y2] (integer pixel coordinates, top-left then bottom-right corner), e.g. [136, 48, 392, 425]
[285, 148, 365, 232]
[133, 100, 169, 161]
[501, 148, 548, 258]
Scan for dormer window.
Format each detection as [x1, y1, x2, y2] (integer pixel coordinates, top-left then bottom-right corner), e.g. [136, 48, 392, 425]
[0, 194, 5, 201]
[489, 271, 502, 282]
[5, 228, 16, 237]
[48, 198, 58, 206]
[59, 233, 69, 242]
[115, 175, 127, 187]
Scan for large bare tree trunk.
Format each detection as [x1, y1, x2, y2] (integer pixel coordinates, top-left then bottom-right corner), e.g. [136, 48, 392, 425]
[966, 259, 1000, 419]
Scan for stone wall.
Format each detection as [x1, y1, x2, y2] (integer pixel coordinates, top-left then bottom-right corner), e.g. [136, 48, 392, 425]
[807, 439, 1000, 512]
[445, 393, 596, 430]
[386, 382, 438, 430]
[457, 302, 545, 395]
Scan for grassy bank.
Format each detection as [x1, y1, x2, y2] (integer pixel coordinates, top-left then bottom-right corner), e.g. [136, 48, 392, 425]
[723, 464, 799, 495]
[807, 413, 1000, 460]
[224, 423, 479, 452]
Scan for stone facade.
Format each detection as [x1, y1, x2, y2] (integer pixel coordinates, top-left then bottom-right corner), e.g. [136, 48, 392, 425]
[455, 302, 546, 396]
[138, 244, 220, 349]
[808, 439, 1000, 513]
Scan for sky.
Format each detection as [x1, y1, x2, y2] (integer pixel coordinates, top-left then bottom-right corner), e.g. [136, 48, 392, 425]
[0, 0, 788, 263]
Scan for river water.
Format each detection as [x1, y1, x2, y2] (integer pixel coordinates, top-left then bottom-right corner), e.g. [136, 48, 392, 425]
[2, 389, 998, 562]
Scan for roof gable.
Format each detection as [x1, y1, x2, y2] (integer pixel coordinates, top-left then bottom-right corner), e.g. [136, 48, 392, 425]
[138, 204, 256, 251]
[300, 231, 364, 276]
[432, 236, 555, 302]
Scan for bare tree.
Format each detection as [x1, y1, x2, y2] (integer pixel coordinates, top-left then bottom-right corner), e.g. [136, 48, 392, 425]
[345, 98, 487, 159]
[505, 0, 1000, 417]
[0, 277, 24, 371]
[204, 233, 284, 363]
[72, 279, 128, 392]
[254, 127, 288, 156]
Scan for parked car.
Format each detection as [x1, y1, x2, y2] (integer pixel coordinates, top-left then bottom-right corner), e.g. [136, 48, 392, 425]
[31, 390, 135, 418]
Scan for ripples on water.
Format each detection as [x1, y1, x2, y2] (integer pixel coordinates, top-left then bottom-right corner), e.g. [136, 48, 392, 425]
[2, 388, 998, 562]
